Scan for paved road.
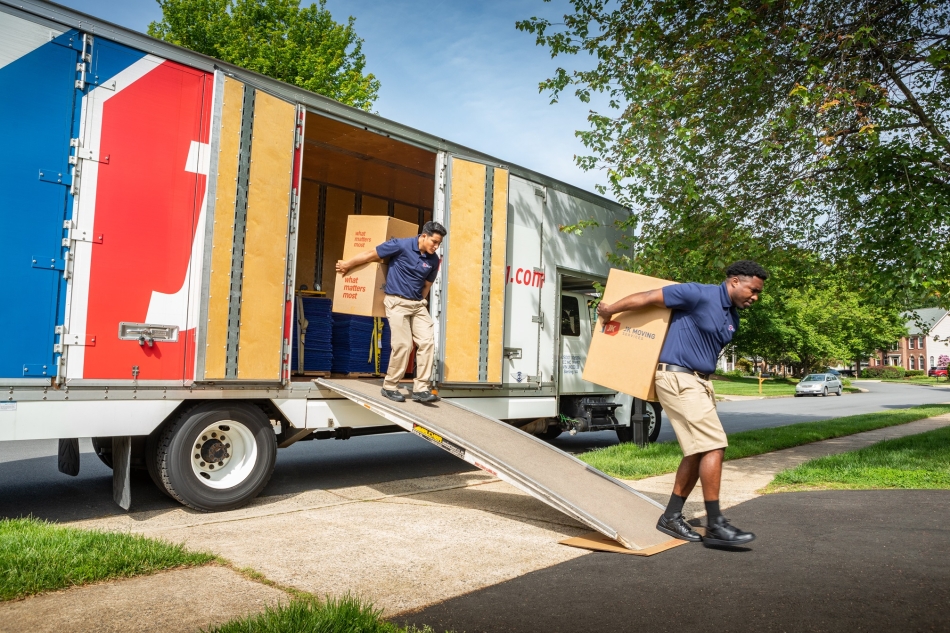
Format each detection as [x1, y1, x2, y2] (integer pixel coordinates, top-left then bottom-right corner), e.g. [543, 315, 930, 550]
[1, 381, 947, 522]
[398, 490, 950, 633]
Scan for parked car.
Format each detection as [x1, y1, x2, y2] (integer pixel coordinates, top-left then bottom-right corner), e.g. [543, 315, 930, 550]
[824, 367, 842, 377]
[929, 366, 948, 378]
[795, 373, 844, 397]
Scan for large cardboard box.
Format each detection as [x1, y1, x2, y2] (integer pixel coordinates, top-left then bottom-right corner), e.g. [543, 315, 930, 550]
[332, 215, 419, 317]
[582, 269, 678, 401]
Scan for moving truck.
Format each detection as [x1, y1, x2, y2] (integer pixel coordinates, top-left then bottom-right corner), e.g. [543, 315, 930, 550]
[0, 0, 663, 512]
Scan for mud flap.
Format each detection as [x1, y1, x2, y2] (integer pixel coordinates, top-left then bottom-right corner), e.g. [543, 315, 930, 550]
[112, 436, 131, 510]
[57, 438, 80, 476]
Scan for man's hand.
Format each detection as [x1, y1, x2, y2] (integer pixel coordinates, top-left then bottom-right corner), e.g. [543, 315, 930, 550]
[596, 301, 615, 323]
[336, 249, 383, 276]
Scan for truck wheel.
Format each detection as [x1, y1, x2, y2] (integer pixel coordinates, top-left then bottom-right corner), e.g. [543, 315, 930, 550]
[91, 437, 114, 469]
[617, 402, 662, 444]
[156, 402, 277, 512]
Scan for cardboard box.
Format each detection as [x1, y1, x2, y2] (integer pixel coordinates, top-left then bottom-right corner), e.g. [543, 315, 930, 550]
[341, 215, 418, 261]
[332, 216, 419, 317]
[582, 269, 678, 401]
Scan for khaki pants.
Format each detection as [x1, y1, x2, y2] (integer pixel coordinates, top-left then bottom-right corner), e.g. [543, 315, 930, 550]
[383, 295, 435, 392]
[654, 370, 728, 456]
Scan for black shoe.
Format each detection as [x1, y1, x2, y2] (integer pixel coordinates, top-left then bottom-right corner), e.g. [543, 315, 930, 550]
[656, 512, 702, 542]
[380, 388, 405, 403]
[411, 390, 440, 403]
[702, 516, 756, 548]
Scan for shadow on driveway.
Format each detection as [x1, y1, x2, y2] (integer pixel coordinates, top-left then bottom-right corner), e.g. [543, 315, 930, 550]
[398, 490, 950, 633]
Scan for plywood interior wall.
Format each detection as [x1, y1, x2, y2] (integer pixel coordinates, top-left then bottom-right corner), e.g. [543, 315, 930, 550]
[486, 167, 509, 383]
[361, 195, 388, 216]
[321, 187, 355, 298]
[394, 203, 419, 225]
[443, 158, 486, 383]
[237, 92, 295, 380]
[294, 178, 321, 291]
[203, 76, 244, 380]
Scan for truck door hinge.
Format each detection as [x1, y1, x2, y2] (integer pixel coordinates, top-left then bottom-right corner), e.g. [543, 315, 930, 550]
[62, 220, 103, 246]
[531, 313, 544, 328]
[54, 326, 97, 353]
[75, 34, 93, 91]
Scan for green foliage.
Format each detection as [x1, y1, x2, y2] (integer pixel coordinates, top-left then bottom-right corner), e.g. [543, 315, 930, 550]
[518, 0, 950, 306]
[149, 0, 379, 109]
[768, 424, 950, 491]
[905, 369, 926, 377]
[0, 518, 214, 601]
[860, 366, 906, 378]
[579, 404, 950, 479]
[203, 595, 442, 633]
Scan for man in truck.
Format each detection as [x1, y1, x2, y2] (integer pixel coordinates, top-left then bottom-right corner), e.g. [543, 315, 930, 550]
[336, 221, 447, 404]
[596, 260, 769, 548]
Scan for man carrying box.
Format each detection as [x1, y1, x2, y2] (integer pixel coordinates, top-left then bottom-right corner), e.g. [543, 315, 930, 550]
[336, 221, 446, 404]
[597, 260, 768, 548]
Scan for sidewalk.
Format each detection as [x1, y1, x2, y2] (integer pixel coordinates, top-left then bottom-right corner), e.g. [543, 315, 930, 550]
[4, 414, 948, 630]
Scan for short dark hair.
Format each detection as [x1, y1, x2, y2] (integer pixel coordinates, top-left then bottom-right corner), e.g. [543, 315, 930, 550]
[422, 220, 447, 237]
[726, 260, 769, 280]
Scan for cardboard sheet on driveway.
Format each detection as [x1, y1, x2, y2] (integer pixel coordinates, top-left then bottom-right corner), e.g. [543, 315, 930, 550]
[583, 269, 677, 401]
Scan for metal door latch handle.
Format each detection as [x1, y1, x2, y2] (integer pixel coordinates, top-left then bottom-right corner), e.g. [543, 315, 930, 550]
[118, 322, 179, 344]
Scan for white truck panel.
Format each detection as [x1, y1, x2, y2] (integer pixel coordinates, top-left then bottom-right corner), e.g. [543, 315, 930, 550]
[305, 398, 389, 429]
[446, 396, 556, 420]
[503, 176, 544, 386]
[0, 400, 183, 441]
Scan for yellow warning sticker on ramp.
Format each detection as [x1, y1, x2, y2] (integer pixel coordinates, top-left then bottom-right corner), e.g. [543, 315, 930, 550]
[412, 424, 466, 459]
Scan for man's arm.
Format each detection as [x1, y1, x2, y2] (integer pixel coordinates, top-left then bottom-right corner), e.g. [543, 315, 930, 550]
[422, 280, 433, 300]
[596, 288, 666, 322]
[336, 249, 383, 275]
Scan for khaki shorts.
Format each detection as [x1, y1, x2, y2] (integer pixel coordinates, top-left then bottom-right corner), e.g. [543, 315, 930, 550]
[654, 370, 728, 456]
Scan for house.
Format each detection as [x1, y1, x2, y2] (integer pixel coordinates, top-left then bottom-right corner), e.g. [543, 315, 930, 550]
[867, 308, 949, 371]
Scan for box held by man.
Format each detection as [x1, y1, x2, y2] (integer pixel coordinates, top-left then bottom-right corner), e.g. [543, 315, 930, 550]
[583, 269, 677, 401]
[333, 216, 418, 317]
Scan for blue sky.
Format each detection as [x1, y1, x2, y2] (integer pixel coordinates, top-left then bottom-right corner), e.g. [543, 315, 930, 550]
[57, 0, 611, 197]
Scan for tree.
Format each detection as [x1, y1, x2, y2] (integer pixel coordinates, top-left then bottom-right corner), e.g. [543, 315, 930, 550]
[518, 0, 950, 306]
[149, 0, 379, 110]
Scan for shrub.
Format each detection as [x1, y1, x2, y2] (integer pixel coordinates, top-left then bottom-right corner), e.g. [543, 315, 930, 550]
[905, 370, 925, 378]
[860, 366, 906, 379]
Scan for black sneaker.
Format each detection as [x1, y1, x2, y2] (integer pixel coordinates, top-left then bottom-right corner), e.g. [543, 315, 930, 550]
[656, 512, 702, 542]
[411, 390, 440, 403]
[703, 516, 756, 548]
[380, 388, 406, 403]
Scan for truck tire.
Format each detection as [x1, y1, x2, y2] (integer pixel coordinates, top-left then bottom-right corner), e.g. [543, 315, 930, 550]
[616, 402, 662, 444]
[155, 402, 277, 512]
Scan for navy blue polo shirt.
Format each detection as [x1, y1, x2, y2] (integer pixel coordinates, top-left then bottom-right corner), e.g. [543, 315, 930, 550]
[658, 282, 739, 375]
[375, 236, 441, 300]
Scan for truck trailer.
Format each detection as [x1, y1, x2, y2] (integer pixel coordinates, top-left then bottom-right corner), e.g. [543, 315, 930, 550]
[0, 0, 671, 551]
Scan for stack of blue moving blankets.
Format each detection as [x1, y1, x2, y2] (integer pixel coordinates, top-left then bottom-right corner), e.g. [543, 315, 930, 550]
[291, 295, 333, 373]
[331, 314, 391, 375]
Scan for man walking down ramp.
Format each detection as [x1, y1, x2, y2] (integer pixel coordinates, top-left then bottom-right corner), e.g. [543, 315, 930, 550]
[597, 260, 768, 548]
[336, 221, 446, 403]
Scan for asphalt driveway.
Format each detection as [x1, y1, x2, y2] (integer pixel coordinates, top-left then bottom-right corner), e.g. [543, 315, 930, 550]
[398, 490, 950, 633]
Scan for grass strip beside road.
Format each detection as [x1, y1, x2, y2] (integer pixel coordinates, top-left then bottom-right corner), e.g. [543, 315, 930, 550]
[203, 595, 445, 633]
[765, 425, 950, 492]
[0, 517, 215, 601]
[579, 404, 950, 480]
[710, 376, 861, 397]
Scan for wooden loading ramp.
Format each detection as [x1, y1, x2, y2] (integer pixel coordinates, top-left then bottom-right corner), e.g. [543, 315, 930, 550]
[315, 378, 672, 551]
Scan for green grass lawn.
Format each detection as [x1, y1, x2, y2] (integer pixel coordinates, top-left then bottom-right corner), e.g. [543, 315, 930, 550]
[579, 404, 950, 480]
[0, 518, 215, 601]
[879, 377, 948, 386]
[204, 595, 445, 633]
[766, 424, 950, 492]
[710, 375, 861, 396]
